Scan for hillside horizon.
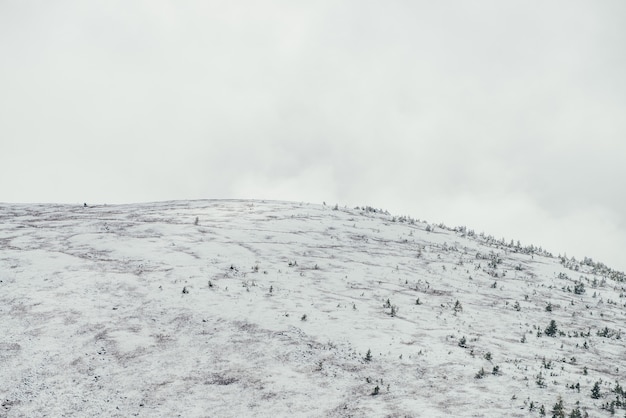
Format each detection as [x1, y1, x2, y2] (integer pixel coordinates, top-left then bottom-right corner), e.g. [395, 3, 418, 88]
[4, 198, 622, 276]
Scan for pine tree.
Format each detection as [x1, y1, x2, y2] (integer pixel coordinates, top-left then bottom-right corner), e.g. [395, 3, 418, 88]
[591, 381, 602, 399]
[545, 320, 558, 337]
[568, 407, 582, 418]
[459, 336, 467, 348]
[454, 300, 463, 313]
[574, 282, 585, 294]
[551, 397, 565, 418]
[536, 372, 546, 388]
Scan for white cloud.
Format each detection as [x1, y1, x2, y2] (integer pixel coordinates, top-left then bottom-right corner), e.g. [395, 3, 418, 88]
[1, 0, 625, 271]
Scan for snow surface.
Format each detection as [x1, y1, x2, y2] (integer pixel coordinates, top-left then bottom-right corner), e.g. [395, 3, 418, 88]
[1, 200, 625, 417]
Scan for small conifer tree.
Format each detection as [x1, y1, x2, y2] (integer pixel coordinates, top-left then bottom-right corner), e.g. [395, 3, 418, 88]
[551, 397, 565, 418]
[454, 300, 463, 313]
[536, 372, 546, 388]
[591, 381, 601, 399]
[459, 336, 467, 348]
[574, 282, 585, 294]
[568, 407, 582, 418]
[545, 320, 558, 337]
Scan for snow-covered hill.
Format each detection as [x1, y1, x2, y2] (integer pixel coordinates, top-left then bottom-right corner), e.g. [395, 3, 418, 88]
[1, 200, 624, 417]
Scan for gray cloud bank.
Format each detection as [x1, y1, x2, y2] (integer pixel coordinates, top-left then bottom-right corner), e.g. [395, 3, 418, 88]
[1, 1, 625, 270]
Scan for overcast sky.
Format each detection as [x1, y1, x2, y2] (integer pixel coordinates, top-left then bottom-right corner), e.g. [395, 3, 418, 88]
[1, 1, 625, 271]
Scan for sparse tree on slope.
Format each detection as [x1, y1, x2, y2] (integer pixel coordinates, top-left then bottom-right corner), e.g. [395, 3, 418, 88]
[591, 381, 602, 399]
[551, 397, 565, 418]
[568, 406, 582, 418]
[458, 336, 467, 348]
[454, 300, 463, 313]
[545, 320, 558, 337]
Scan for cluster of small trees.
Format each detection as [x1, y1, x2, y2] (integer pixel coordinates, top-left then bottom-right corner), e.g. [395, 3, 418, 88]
[527, 397, 586, 417]
[595, 380, 626, 414]
[383, 298, 398, 317]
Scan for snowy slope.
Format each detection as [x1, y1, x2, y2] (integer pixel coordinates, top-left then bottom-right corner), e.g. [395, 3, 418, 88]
[1, 200, 624, 417]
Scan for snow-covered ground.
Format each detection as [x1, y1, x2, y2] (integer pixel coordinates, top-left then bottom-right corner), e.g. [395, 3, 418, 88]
[1, 200, 624, 417]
